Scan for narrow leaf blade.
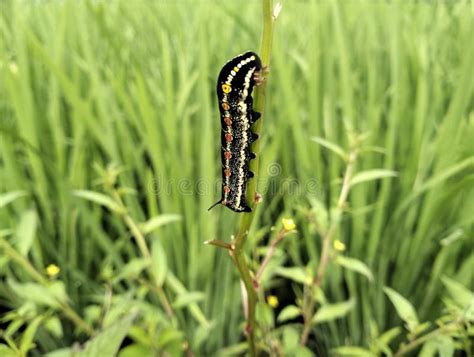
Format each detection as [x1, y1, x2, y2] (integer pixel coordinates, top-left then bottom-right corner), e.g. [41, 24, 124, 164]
[312, 299, 355, 324]
[383, 287, 419, 331]
[141, 214, 181, 235]
[73, 190, 122, 213]
[311, 136, 347, 161]
[350, 170, 398, 187]
[336, 255, 374, 282]
[0, 191, 28, 209]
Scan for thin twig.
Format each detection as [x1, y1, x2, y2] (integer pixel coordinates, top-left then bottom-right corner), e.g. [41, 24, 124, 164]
[227, 1, 278, 356]
[204, 239, 234, 250]
[0, 238, 95, 335]
[394, 319, 461, 357]
[300, 149, 358, 346]
[112, 190, 174, 318]
[255, 228, 289, 282]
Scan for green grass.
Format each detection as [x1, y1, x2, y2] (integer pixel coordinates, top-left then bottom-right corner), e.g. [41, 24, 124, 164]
[0, 0, 473, 355]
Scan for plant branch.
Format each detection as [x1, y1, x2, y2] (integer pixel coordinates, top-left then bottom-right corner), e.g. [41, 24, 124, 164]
[0, 238, 94, 335]
[300, 149, 358, 346]
[229, 1, 278, 356]
[255, 228, 290, 282]
[394, 319, 462, 357]
[204, 239, 234, 250]
[112, 191, 174, 318]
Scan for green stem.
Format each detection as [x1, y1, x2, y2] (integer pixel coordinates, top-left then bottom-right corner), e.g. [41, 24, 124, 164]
[300, 149, 358, 346]
[0, 238, 94, 335]
[231, 1, 277, 355]
[394, 320, 461, 357]
[112, 191, 174, 318]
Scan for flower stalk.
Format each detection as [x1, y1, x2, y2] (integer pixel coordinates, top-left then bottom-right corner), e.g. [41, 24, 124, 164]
[300, 148, 358, 346]
[209, 1, 279, 355]
[0, 238, 94, 335]
[230, 1, 279, 355]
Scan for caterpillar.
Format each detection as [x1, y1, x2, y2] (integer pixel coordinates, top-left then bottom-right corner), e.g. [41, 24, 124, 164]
[209, 51, 262, 213]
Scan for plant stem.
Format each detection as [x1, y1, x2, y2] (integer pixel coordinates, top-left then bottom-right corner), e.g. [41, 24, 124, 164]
[112, 191, 174, 318]
[229, 1, 277, 355]
[394, 320, 461, 356]
[255, 228, 287, 282]
[0, 238, 95, 335]
[300, 149, 358, 346]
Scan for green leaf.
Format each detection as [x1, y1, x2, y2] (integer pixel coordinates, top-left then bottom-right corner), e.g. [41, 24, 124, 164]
[9, 280, 59, 308]
[118, 344, 153, 357]
[0, 191, 28, 209]
[165, 272, 210, 327]
[350, 170, 398, 187]
[419, 335, 455, 357]
[151, 239, 167, 286]
[217, 342, 248, 356]
[156, 327, 183, 349]
[44, 317, 63, 338]
[274, 266, 308, 285]
[399, 157, 474, 212]
[441, 276, 473, 310]
[277, 305, 302, 322]
[311, 136, 348, 161]
[20, 316, 43, 354]
[335, 255, 374, 282]
[192, 324, 213, 351]
[77, 313, 136, 357]
[282, 326, 299, 352]
[140, 214, 181, 234]
[113, 258, 150, 284]
[440, 229, 464, 246]
[16, 209, 38, 256]
[312, 299, 355, 324]
[49, 281, 69, 304]
[383, 287, 419, 332]
[256, 301, 274, 327]
[290, 346, 314, 357]
[377, 326, 401, 346]
[419, 340, 437, 357]
[172, 292, 205, 309]
[332, 346, 374, 356]
[375, 326, 400, 355]
[0, 229, 14, 238]
[0, 344, 17, 357]
[72, 190, 123, 213]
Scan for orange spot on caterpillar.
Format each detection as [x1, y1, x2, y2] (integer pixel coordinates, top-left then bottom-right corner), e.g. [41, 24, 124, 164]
[225, 133, 233, 142]
[224, 186, 230, 193]
[222, 102, 230, 110]
[224, 169, 231, 177]
[224, 151, 232, 160]
[224, 117, 232, 126]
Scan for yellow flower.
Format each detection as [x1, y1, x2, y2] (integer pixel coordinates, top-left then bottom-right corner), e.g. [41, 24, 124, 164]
[333, 240, 346, 252]
[46, 264, 60, 278]
[267, 295, 279, 308]
[282, 218, 296, 231]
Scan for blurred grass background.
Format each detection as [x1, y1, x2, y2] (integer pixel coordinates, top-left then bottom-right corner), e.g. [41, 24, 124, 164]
[0, 0, 473, 355]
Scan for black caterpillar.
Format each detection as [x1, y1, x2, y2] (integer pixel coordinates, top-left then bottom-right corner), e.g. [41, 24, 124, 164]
[209, 51, 262, 213]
